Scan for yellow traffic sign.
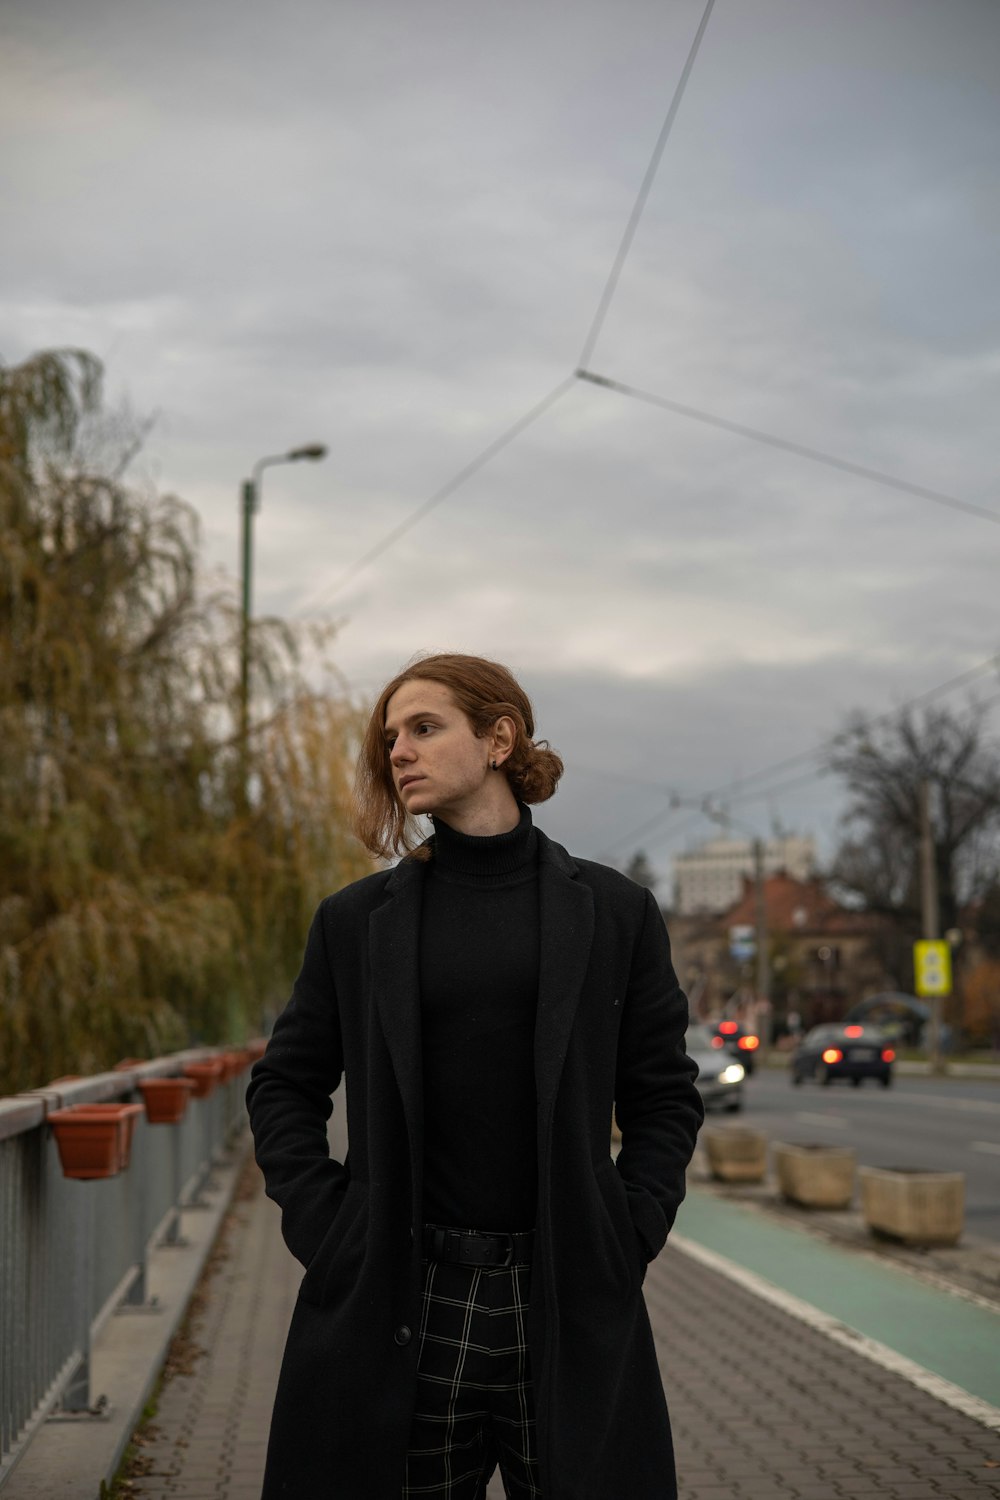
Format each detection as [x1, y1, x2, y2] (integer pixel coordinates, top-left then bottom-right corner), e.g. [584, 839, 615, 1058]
[914, 940, 951, 997]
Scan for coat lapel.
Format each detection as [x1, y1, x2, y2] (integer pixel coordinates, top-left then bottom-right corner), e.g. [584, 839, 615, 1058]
[368, 832, 595, 1140]
[535, 832, 595, 1109]
[369, 858, 424, 1144]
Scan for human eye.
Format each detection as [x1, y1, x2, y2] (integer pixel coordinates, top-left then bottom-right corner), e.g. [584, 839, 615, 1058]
[415, 721, 436, 736]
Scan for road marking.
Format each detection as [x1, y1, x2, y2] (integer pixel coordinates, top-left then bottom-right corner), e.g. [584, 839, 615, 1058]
[795, 1112, 849, 1129]
[902, 1095, 1000, 1117]
[970, 1141, 1000, 1156]
[670, 1233, 1000, 1434]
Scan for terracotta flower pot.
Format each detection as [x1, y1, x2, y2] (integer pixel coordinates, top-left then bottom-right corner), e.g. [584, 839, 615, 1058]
[183, 1059, 224, 1098]
[139, 1076, 196, 1124]
[74, 1102, 143, 1169]
[773, 1142, 856, 1209]
[47, 1106, 138, 1180]
[246, 1038, 268, 1061]
[221, 1051, 245, 1082]
[702, 1126, 768, 1183]
[859, 1166, 965, 1247]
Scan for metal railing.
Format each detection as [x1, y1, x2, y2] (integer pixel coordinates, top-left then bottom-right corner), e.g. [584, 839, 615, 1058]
[0, 1048, 252, 1488]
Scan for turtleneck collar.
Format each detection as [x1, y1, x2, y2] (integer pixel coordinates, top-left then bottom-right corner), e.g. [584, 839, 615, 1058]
[429, 803, 536, 881]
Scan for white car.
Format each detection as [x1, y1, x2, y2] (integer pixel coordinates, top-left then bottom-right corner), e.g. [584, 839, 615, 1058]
[686, 1023, 745, 1113]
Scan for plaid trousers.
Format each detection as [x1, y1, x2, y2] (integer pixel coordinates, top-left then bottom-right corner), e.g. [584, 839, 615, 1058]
[402, 1257, 542, 1499]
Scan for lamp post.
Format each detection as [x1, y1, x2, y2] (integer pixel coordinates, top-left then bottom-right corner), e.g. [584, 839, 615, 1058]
[238, 444, 327, 800]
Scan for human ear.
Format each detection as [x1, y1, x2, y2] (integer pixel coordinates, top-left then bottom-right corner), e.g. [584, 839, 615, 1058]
[491, 715, 516, 767]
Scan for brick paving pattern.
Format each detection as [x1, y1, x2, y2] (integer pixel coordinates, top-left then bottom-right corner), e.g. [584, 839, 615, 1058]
[121, 1163, 299, 1500]
[649, 1247, 1000, 1500]
[124, 1166, 1000, 1499]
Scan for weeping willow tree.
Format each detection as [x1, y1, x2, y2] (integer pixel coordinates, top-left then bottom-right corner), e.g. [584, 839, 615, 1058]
[0, 348, 371, 1093]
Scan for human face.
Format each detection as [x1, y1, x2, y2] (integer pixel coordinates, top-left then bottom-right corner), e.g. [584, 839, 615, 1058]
[384, 679, 497, 828]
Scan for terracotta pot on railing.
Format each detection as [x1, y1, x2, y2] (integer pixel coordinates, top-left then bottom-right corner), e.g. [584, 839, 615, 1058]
[183, 1059, 225, 1099]
[246, 1038, 268, 1062]
[75, 1102, 144, 1169]
[47, 1103, 142, 1180]
[139, 1076, 196, 1124]
[221, 1051, 244, 1083]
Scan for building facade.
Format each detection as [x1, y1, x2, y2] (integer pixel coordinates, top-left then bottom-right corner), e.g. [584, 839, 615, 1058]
[670, 872, 894, 1034]
[673, 834, 816, 916]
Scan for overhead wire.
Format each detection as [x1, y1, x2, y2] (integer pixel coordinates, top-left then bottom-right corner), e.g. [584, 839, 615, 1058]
[595, 649, 1000, 856]
[285, 1, 994, 868]
[596, 806, 708, 865]
[290, 0, 997, 613]
[718, 650, 1000, 803]
[576, 370, 1000, 530]
[577, 0, 718, 369]
[295, 375, 576, 612]
[301, 1, 717, 606]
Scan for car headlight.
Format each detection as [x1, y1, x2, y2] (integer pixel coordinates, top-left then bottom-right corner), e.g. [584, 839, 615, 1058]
[719, 1064, 745, 1084]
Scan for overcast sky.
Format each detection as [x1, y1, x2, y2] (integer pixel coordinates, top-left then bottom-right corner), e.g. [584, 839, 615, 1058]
[3, 0, 998, 885]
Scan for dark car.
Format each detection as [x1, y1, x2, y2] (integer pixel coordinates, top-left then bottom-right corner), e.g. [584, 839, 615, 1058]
[790, 1024, 895, 1088]
[708, 1018, 761, 1076]
[686, 1023, 745, 1112]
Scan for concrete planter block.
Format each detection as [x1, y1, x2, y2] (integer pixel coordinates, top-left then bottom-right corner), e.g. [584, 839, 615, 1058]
[702, 1126, 768, 1183]
[859, 1165, 965, 1247]
[773, 1141, 856, 1209]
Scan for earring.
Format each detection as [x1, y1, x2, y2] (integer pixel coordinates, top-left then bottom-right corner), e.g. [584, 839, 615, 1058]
[491, 758, 498, 770]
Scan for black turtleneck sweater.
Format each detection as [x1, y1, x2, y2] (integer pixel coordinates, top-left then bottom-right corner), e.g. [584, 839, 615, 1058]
[419, 804, 540, 1232]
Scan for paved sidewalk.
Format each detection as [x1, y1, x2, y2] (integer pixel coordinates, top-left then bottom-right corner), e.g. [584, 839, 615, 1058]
[116, 1159, 297, 1500]
[655, 1244, 1000, 1499]
[117, 1161, 1000, 1500]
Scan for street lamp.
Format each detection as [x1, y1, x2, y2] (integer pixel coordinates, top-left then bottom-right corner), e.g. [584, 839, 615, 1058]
[238, 444, 327, 797]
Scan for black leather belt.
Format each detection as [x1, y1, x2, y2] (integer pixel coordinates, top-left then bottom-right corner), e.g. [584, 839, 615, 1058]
[422, 1224, 534, 1268]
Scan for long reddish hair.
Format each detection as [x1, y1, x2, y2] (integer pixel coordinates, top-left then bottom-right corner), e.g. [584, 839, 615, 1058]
[353, 653, 563, 860]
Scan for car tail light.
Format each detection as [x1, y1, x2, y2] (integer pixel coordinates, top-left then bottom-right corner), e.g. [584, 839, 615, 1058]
[710, 1036, 725, 1049]
[882, 1048, 895, 1062]
[719, 1021, 739, 1035]
[844, 1025, 863, 1038]
[821, 1048, 843, 1064]
[738, 1035, 760, 1051]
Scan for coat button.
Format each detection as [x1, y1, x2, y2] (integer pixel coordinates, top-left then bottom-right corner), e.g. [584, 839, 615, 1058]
[394, 1325, 412, 1346]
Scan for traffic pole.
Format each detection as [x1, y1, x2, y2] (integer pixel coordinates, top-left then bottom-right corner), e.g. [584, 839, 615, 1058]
[919, 779, 945, 1075]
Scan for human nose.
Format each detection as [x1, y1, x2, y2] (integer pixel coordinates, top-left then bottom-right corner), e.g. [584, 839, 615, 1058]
[390, 734, 414, 765]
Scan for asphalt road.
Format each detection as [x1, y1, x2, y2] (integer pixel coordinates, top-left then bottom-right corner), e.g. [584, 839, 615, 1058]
[722, 1062, 1000, 1242]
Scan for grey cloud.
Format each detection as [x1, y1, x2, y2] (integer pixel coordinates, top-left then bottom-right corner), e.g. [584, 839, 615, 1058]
[2, 0, 998, 882]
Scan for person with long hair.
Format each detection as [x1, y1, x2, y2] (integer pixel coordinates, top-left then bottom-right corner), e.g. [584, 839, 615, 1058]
[247, 652, 703, 1499]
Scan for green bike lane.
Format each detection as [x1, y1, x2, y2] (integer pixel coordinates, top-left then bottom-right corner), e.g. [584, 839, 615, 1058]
[672, 1186, 1000, 1413]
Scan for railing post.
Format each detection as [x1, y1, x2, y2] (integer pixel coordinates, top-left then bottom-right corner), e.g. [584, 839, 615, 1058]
[57, 1189, 92, 1412]
[164, 1113, 185, 1247]
[124, 1116, 149, 1306]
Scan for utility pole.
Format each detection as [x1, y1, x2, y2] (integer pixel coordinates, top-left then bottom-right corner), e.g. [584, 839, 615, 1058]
[752, 837, 771, 1048]
[238, 476, 256, 807]
[237, 445, 327, 809]
[919, 778, 945, 1074]
[701, 801, 772, 1048]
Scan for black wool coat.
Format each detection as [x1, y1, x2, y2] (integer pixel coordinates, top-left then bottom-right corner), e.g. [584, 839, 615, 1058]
[247, 828, 704, 1500]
